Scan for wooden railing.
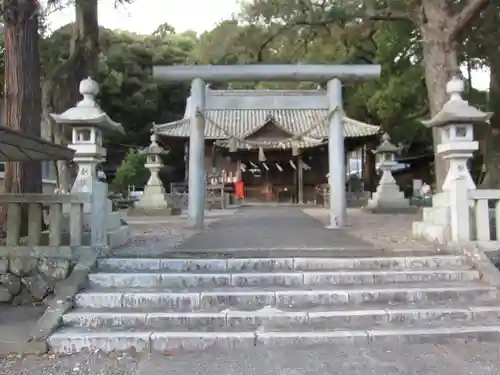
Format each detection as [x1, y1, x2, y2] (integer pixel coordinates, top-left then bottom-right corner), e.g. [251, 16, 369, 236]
[0, 193, 88, 259]
[468, 190, 500, 249]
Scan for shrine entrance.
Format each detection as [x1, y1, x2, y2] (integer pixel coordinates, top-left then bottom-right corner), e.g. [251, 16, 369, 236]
[153, 65, 381, 229]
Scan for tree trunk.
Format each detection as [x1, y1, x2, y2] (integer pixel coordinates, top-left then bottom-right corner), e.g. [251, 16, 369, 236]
[475, 4, 500, 188]
[480, 48, 500, 188]
[420, 25, 458, 192]
[3, 0, 43, 195]
[41, 0, 99, 192]
[363, 139, 376, 192]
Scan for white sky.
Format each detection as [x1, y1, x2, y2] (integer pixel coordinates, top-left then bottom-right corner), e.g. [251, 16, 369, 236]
[47, 0, 490, 91]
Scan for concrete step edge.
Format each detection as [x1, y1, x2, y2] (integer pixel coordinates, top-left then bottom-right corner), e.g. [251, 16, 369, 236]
[77, 282, 497, 295]
[62, 305, 500, 328]
[49, 324, 500, 340]
[97, 255, 467, 270]
[88, 269, 477, 277]
[87, 269, 481, 287]
[63, 304, 500, 319]
[47, 325, 500, 354]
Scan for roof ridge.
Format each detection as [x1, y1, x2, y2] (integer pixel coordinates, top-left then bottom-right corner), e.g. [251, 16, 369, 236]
[202, 108, 327, 111]
[210, 90, 326, 96]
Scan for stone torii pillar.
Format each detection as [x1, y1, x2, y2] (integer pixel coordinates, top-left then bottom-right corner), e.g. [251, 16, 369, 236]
[153, 65, 381, 229]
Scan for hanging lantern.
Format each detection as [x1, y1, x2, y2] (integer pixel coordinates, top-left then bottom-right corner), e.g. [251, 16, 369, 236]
[300, 160, 311, 171]
[229, 137, 238, 153]
[258, 147, 267, 162]
[291, 140, 300, 156]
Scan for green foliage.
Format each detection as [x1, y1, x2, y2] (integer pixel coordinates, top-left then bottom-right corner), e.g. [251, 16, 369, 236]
[192, 5, 430, 142]
[42, 24, 197, 149]
[111, 149, 148, 192]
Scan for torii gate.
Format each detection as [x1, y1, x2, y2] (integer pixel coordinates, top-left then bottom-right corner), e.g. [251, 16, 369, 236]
[153, 65, 381, 230]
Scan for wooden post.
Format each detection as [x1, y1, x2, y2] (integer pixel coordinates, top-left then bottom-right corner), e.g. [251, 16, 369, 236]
[184, 140, 189, 181]
[298, 154, 304, 204]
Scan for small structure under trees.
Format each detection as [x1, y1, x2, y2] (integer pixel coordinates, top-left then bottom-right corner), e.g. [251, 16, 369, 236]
[155, 87, 380, 206]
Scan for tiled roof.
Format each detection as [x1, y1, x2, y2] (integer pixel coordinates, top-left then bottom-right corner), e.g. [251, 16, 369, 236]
[155, 109, 380, 140]
[214, 137, 326, 150]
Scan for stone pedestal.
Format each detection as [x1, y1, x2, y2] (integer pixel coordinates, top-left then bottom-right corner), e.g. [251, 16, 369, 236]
[413, 192, 452, 244]
[134, 131, 180, 215]
[365, 133, 412, 213]
[365, 175, 412, 212]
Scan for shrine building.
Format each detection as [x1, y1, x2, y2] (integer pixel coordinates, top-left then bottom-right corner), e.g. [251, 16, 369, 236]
[154, 87, 380, 204]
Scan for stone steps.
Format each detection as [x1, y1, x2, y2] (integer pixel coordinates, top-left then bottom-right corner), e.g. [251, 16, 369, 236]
[74, 282, 496, 310]
[48, 319, 500, 354]
[87, 269, 480, 288]
[62, 303, 500, 330]
[47, 252, 500, 354]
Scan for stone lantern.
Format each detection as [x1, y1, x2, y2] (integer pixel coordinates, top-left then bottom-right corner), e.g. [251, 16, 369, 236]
[422, 76, 491, 191]
[135, 131, 179, 215]
[413, 76, 492, 243]
[366, 133, 410, 212]
[374, 133, 399, 175]
[50, 77, 126, 248]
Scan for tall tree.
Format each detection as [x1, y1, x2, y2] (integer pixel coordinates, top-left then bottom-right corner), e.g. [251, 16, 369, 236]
[42, 0, 99, 192]
[241, 0, 489, 190]
[364, 0, 489, 190]
[464, 3, 500, 188]
[3, 0, 43, 196]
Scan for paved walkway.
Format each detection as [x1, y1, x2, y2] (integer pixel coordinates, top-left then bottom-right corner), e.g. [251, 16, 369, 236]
[177, 206, 374, 250]
[3, 342, 500, 374]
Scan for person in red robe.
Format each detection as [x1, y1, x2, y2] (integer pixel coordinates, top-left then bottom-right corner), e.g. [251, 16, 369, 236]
[235, 179, 245, 203]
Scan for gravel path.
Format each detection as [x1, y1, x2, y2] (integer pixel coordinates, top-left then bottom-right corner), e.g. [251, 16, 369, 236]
[2, 342, 500, 374]
[109, 210, 238, 257]
[303, 207, 436, 252]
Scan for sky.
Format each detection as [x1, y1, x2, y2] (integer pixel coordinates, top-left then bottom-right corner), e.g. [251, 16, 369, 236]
[46, 0, 490, 91]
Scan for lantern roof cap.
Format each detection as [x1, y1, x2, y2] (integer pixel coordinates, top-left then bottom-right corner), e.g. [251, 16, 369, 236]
[140, 131, 169, 155]
[422, 76, 492, 128]
[374, 133, 399, 154]
[49, 77, 124, 134]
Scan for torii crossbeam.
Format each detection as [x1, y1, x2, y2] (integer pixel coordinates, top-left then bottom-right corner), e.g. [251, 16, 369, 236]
[153, 64, 381, 230]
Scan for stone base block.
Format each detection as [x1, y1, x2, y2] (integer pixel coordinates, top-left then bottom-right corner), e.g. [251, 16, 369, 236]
[412, 221, 450, 244]
[127, 206, 181, 217]
[80, 225, 130, 249]
[364, 205, 417, 214]
[107, 225, 130, 248]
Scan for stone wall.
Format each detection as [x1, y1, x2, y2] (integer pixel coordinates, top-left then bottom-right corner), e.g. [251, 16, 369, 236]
[0, 257, 72, 305]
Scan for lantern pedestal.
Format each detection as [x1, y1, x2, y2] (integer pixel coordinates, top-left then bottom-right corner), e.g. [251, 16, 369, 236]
[133, 132, 180, 215]
[135, 166, 179, 215]
[365, 160, 412, 213]
[364, 133, 412, 213]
